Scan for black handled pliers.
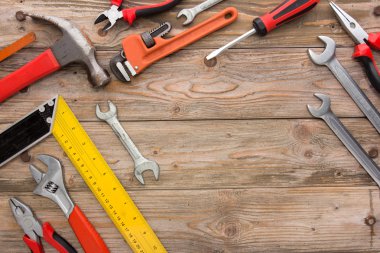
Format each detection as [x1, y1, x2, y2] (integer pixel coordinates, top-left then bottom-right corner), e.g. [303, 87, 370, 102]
[330, 2, 380, 92]
[9, 197, 77, 253]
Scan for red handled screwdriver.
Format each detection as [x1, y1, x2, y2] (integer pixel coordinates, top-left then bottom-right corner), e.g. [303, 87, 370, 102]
[206, 0, 320, 60]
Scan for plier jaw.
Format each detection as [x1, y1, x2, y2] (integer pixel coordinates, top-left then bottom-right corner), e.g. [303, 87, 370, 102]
[94, 5, 124, 32]
[9, 198, 43, 244]
[330, 2, 368, 44]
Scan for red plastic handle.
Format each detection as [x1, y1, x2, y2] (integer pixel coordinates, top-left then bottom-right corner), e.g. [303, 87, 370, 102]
[111, 0, 123, 7]
[253, 0, 320, 35]
[43, 222, 77, 253]
[122, 0, 181, 25]
[368, 33, 380, 50]
[68, 205, 109, 253]
[23, 234, 44, 253]
[0, 49, 60, 103]
[353, 43, 380, 92]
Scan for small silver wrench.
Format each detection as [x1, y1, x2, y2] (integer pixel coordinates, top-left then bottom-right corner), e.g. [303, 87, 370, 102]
[308, 93, 380, 187]
[308, 36, 380, 134]
[96, 101, 159, 185]
[177, 0, 225, 25]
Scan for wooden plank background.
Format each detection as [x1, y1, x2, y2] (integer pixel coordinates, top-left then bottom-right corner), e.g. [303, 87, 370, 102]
[1, 0, 380, 252]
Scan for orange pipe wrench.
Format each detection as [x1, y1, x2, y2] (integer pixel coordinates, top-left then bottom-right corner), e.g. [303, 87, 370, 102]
[110, 7, 238, 82]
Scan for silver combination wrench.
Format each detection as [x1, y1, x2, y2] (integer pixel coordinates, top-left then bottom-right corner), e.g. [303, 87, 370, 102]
[308, 93, 380, 187]
[96, 101, 160, 185]
[177, 0, 225, 25]
[308, 36, 380, 134]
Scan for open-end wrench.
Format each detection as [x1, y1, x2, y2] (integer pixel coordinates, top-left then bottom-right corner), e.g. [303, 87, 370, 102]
[308, 93, 380, 187]
[177, 0, 225, 25]
[96, 101, 159, 185]
[308, 36, 380, 134]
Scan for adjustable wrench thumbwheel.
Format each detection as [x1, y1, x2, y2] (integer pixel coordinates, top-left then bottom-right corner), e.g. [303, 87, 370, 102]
[96, 101, 160, 185]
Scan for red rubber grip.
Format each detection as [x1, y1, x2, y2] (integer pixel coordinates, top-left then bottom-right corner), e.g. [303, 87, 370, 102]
[43, 222, 77, 253]
[368, 33, 380, 51]
[0, 49, 60, 103]
[68, 205, 109, 253]
[256, 0, 320, 35]
[122, 0, 181, 25]
[23, 234, 44, 253]
[111, 0, 123, 7]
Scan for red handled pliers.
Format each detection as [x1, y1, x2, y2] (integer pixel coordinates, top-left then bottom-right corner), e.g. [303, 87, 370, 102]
[9, 197, 77, 253]
[330, 2, 380, 92]
[95, 0, 182, 31]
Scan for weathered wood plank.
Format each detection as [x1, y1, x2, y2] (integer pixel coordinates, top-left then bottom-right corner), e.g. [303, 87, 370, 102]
[0, 187, 379, 253]
[1, 48, 380, 122]
[0, 0, 379, 49]
[1, 118, 380, 191]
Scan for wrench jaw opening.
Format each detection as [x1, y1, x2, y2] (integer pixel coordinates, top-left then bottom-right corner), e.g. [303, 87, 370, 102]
[308, 36, 337, 66]
[177, 9, 195, 26]
[29, 155, 74, 218]
[307, 93, 332, 118]
[134, 160, 160, 185]
[96, 101, 117, 121]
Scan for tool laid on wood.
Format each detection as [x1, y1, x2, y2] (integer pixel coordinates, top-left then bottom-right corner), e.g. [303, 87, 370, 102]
[308, 93, 380, 188]
[206, 0, 320, 60]
[177, 0, 225, 25]
[96, 101, 160, 185]
[308, 36, 380, 134]
[9, 197, 77, 253]
[0, 12, 110, 103]
[95, 0, 182, 31]
[0, 32, 36, 62]
[29, 154, 110, 253]
[330, 2, 380, 92]
[110, 7, 238, 82]
[0, 96, 167, 253]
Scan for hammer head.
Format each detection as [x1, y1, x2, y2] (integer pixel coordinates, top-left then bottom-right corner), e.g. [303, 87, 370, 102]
[22, 12, 110, 88]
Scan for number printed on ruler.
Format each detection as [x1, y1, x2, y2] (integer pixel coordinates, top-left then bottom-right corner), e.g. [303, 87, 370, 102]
[52, 96, 166, 253]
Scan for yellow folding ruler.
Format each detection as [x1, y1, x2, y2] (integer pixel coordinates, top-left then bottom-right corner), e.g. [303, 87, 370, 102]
[0, 96, 166, 253]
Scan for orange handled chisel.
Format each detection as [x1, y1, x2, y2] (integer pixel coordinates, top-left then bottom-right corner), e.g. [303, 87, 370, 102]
[29, 155, 110, 253]
[206, 0, 320, 60]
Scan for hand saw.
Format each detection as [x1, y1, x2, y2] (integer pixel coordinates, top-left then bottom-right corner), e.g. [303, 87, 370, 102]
[0, 96, 166, 253]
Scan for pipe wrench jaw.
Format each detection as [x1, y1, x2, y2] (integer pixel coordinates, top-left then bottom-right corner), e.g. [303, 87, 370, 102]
[29, 155, 74, 218]
[110, 22, 172, 82]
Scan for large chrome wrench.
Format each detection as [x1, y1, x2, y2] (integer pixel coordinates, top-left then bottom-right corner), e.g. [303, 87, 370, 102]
[96, 101, 159, 185]
[308, 36, 380, 134]
[177, 0, 225, 25]
[308, 93, 380, 187]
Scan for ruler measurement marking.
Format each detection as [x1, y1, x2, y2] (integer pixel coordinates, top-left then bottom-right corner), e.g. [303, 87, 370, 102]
[52, 97, 163, 253]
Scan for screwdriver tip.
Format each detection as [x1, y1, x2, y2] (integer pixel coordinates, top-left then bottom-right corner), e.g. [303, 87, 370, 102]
[206, 50, 219, 61]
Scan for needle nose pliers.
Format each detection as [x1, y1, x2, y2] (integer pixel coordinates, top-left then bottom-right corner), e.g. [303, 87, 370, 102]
[9, 197, 77, 253]
[330, 2, 380, 92]
[95, 0, 182, 31]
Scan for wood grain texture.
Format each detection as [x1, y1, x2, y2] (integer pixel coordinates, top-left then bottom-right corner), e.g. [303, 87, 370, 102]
[2, 0, 380, 252]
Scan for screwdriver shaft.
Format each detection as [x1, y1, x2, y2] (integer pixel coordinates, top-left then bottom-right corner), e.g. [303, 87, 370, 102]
[206, 28, 256, 60]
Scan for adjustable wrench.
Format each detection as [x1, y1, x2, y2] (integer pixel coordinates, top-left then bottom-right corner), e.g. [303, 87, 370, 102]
[308, 93, 380, 187]
[308, 36, 380, 134]
[177, 0, 225, 25]
[29, 155, 110, 253]
[96, 101, 159, 185]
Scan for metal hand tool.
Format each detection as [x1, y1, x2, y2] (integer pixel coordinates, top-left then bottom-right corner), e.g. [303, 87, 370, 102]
[0, 32, 36, 62]
[110, 7, 238, 82]
[9, 197, 77, 253]
[0, 12, 110, 103]
[95, 0, 182, 31]
[206, 0, 320, 60]
[96, 101, 159, 185]
[330, 2, 380, 92]
[308, 36, 380, 134]
[29, 155, 110, 253]
[308, 93, 380, 187]
[177, 0, 225, 25]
